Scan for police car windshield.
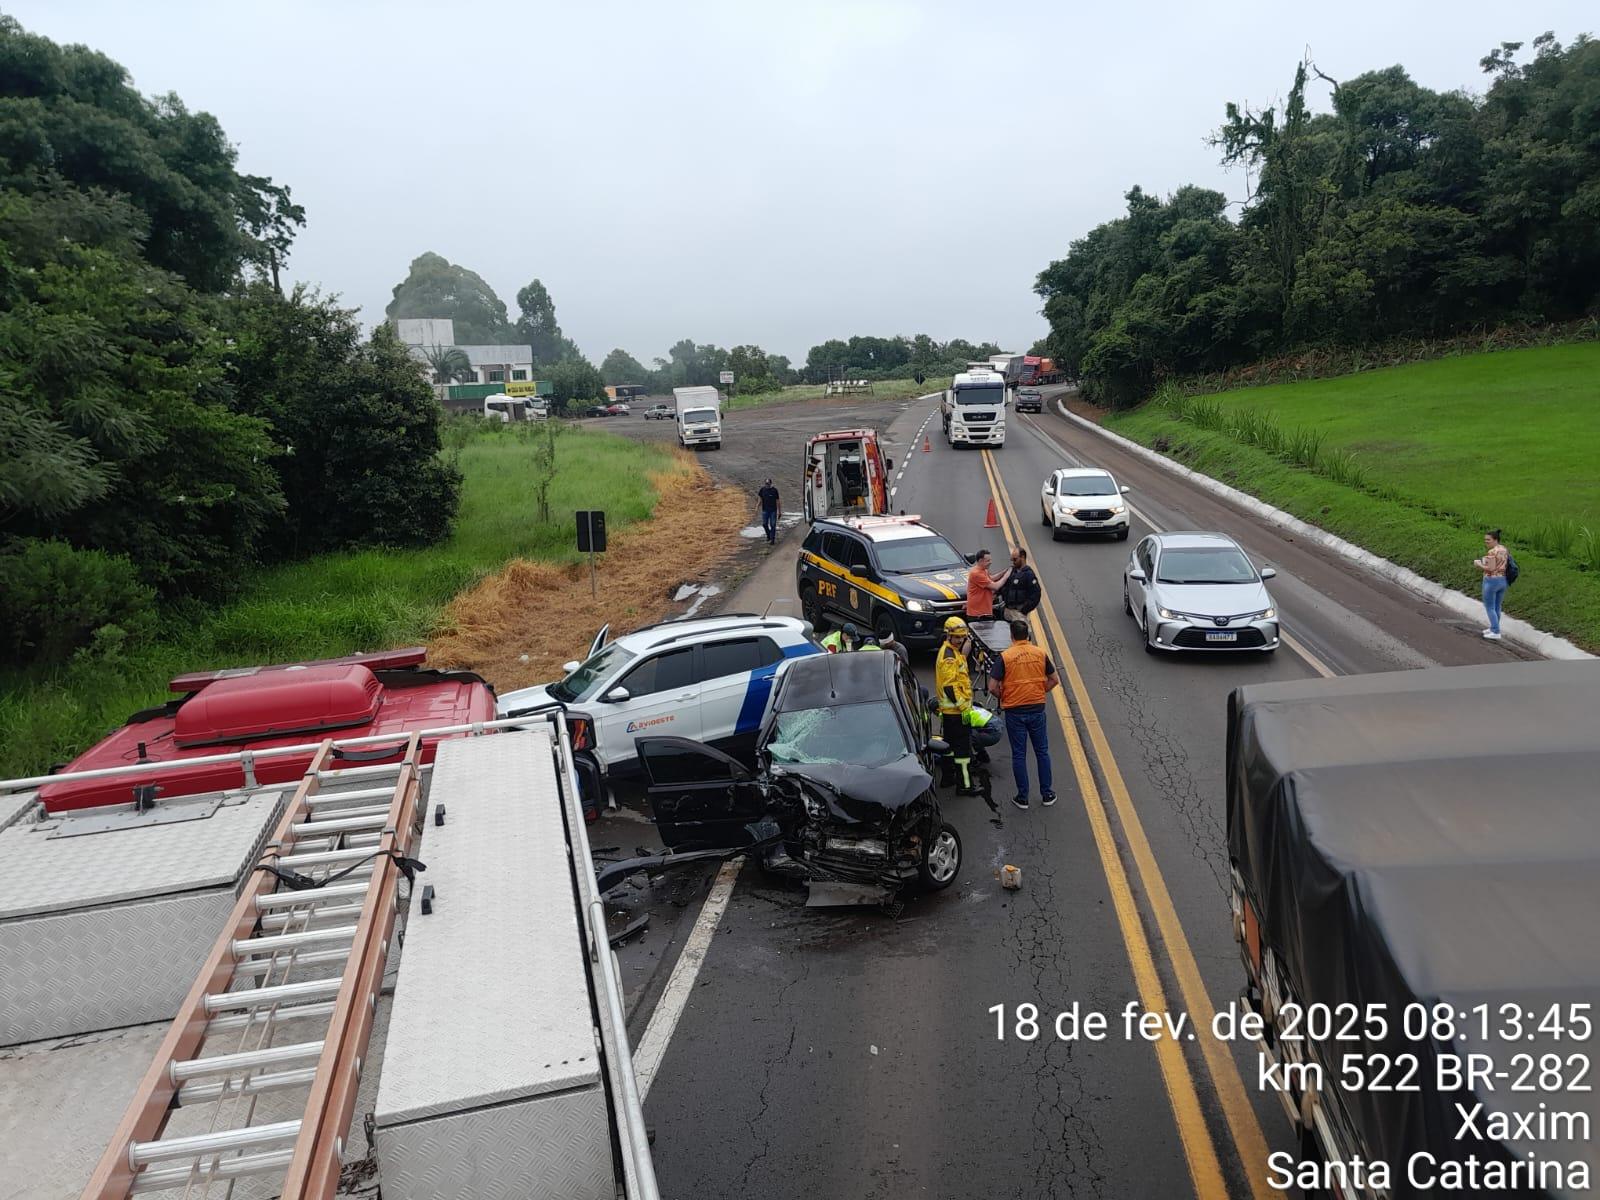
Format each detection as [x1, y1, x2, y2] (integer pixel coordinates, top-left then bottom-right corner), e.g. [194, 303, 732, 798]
[768, 701, 908, 768]
[874, 535, 966, 574]
[549, 642, 636, 702]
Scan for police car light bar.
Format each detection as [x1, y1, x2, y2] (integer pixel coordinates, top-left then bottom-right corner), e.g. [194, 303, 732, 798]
[841, 514, 923, 529]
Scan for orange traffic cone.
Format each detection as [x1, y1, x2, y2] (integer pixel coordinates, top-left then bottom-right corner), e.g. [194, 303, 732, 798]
[984, 499, 1000, 528]
[922, 435, 931, 453]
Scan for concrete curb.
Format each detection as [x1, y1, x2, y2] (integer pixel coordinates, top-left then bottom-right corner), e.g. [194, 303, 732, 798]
[1053, 398, 1593, 662]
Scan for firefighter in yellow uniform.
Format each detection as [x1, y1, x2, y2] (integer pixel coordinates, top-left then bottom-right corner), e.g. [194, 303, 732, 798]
[935, 617, 980, 794]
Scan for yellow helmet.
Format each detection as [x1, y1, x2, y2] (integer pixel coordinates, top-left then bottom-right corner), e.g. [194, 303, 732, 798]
[943, 616, 969, 636]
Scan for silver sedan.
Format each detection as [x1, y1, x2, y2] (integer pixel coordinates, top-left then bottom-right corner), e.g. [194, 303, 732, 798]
[1123, 532, 1280, 654]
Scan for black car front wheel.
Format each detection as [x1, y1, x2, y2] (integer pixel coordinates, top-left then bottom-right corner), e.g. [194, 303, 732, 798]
[920, 822, 962, 890]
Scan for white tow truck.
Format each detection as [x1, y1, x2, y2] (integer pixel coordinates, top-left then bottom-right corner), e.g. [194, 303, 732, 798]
[0, 652, 657, 1200]
[941, 367, 1008, 447]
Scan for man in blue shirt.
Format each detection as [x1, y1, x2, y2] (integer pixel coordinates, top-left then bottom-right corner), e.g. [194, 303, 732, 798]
[757, 479, 780, 544]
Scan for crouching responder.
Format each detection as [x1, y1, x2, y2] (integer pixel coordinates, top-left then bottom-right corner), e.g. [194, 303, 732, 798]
[821, 621, 862, 653]
[936, 617, 981, 795]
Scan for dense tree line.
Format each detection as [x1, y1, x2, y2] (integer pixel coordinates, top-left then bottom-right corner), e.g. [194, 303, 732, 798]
[595, 333, 1008, 397]
[801, 334, 1005, 383]
[1036, 34, 1600, 407]
[0, 16, 459, 668]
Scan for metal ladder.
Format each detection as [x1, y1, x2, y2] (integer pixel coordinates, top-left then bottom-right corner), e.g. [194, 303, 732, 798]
[81, 735, 426, 1199]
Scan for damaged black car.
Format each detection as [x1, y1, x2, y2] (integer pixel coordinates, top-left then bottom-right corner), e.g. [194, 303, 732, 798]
[635, 651, 962, 905]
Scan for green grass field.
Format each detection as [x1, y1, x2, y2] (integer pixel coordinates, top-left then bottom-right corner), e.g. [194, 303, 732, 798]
[726, 377, 937, 411]
[1106, 342, 1600, 649]
[0, 424, 683, 778]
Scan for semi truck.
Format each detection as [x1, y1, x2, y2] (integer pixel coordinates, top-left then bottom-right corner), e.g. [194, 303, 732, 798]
[987, 353, 1026, 385]
[941, 367, 1007, 447]
[1020, 356, 1063, 386]
[673, 385, 723, 450]
[1228, 660, 1599, 1199]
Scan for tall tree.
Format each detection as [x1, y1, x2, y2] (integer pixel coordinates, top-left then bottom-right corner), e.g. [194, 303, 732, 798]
[385, 252, 511, 344]
[512, 278, 582, 364]
[600, 347, 649, 384]
[225, 287, 460, 556]
[0, 14, 299, 292]
[421, 344, 473, 384]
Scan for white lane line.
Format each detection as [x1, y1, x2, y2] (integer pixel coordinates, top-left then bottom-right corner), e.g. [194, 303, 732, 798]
[1019, 412, 1341, 679]
[634, 857, 742, 1102]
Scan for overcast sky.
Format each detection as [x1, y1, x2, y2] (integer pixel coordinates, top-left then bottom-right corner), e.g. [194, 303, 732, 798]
[9, 1, 1593, 363]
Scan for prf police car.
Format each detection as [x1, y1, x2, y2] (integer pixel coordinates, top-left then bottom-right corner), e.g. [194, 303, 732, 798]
[797, 515, 970, 647]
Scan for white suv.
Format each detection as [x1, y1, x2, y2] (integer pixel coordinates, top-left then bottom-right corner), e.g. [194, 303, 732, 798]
[497, 614, 821, 778]
[1041, 467, 1131, 540]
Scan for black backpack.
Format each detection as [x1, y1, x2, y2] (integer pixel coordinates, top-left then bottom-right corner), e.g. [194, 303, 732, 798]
[1506, 554, 1520, 585]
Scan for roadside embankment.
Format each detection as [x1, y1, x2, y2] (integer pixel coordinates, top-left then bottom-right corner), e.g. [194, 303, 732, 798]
[1096, 345, 1600, 653]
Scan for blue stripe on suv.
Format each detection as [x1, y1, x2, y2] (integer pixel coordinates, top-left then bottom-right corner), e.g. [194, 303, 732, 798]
[733, 642, 821, 734]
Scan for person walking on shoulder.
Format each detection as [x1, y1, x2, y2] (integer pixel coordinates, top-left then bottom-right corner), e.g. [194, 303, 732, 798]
[966, 548, 1012, 623]
[1000, 546, 1041, 621]
[989, 619, 1060, 810]
[1474, 528, 1511, 640]
[757, 478, 781, 545]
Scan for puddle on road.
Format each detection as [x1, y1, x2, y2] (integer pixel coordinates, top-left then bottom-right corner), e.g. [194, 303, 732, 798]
[740, 510, 805, 539]
[675, 583, 723, 618]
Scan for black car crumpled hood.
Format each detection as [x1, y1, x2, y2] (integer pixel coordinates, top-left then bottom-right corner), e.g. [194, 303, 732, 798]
[771, 756, 932, 828]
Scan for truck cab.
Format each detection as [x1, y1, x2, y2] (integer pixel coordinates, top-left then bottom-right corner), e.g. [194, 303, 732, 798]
[942, 368, 1007, 447]
[803, 429, 894, 521]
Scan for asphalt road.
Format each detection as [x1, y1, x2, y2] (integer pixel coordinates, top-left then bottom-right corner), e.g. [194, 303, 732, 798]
[629, 389, 1522, 1199]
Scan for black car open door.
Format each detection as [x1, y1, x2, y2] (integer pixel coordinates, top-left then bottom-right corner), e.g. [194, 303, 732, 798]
[636, 736, 770, 850]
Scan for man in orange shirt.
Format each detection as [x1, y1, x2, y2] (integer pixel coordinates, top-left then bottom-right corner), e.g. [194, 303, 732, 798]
[989, 619, 1060, 810]
[965, 548, 1012, 622]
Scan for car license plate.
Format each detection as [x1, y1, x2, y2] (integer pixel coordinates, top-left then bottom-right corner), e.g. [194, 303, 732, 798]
[1205, 631, 1238, 643]
[1082, 519, 1103, 526]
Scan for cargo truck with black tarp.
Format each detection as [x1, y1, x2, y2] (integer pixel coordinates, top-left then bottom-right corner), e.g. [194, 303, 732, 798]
[1226, 661, 1599, 1200]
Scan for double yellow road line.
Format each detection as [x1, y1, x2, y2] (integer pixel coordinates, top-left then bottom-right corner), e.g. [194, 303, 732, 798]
[978, 449, 1273, 1200]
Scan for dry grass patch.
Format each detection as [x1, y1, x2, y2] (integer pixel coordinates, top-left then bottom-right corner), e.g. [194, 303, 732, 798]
[428, 462, 750, 690]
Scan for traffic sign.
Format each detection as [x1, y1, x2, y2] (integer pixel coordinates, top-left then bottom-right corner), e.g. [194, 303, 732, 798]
[719, 371, 735, 385]
[576, 511, 607, 553]
[913, 370, 926, 385]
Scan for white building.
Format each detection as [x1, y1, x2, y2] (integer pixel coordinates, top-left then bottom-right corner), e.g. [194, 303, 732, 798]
[394, 318, 534, 386]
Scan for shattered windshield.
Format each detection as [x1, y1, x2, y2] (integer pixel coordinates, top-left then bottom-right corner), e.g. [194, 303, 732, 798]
[768, 701, 909, 768]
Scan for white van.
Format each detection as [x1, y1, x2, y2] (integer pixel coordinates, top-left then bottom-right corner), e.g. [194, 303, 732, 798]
[673, 386, 722, 449]
[484, 394, 543, 422]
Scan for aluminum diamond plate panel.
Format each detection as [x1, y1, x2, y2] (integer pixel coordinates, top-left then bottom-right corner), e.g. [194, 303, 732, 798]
[0, 888, 238, 1044]
[375, 1085, 613, 1200]
[0, 789, 286, 919]
[375, 730, 603, 1125]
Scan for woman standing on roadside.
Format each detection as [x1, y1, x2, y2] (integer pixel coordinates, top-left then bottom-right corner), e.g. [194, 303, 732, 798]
[1474, 529, 1510, 640]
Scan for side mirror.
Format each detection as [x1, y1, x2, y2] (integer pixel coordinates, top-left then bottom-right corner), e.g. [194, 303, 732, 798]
[1128, 567, 1147, 582]
[1260, 567, 1278, 580]
[562, 660, 582, 675]
[965, 551, 979, 564]
[1044, 483, 1055, 495]
[602, 686, 631, 703]
[1120, 485, 1131, 494]
[926, 737, 951, 756]
[885, 457, 894, 471]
